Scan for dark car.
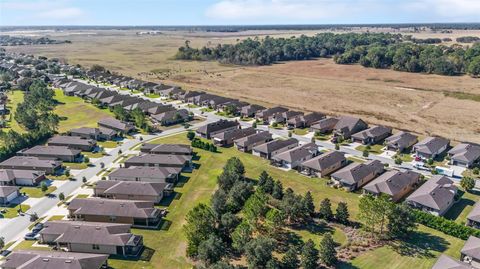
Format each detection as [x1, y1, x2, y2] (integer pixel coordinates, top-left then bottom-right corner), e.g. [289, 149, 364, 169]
[0, 250, 11, 257]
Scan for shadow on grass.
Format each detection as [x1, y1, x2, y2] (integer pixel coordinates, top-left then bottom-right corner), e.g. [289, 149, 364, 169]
[444, 190, 475, 221]
[175, 175, 190, 188]
[160, 219, 172, 231]
[336, 261, 361, 269]
[158, 191, 182, 207]
[108, 246, 155, 263]
[389, 230, 449, 259]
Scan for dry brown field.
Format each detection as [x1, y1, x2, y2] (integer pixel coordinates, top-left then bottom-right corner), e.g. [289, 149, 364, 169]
[5, 28, 480, 143]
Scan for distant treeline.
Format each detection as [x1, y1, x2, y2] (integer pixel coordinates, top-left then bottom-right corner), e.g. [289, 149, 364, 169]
[175, 33, 480, 77]
[456, 36, 480, 43]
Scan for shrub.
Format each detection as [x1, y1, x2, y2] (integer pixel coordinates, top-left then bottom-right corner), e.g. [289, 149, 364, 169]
[413, 210, 480, 240]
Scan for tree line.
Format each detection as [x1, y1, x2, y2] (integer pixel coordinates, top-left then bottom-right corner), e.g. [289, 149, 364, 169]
[0, 80, 59, 161]
[175, 33, 480, 77]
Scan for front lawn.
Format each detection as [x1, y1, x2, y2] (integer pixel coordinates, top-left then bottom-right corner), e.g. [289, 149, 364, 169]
[53, 89, 114, 133]
[314, 133, 332, 141]
[20, 186, 57, 198]
[356, 144, 385, 155]
[98, 140, 121, 148]
[200, 107, 214, 113]
[64, 162, 89, 170]
[339, 225, 465, 269]
[395, 153, 414, 162]
[82, 151, 105, 158]
[145, 93, 161, 98]
[0, 204, 31, 218]
[293, 128, 309, 135]
[48, 215, 66, 221]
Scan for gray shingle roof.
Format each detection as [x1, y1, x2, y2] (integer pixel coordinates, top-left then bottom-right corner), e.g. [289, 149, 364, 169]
[363, 170, 421, 196]
[140, 143, 192, 155]
[406, 175, 457, 211]
[1, 250, 108, 269]
[125, 154, 191, 166]
[299, 150, 345, 171]
[351, 125, 392, 140]
[68, 198, 159, 219]
[253, 138, 298, 154]
[95, 181, 168, 197]
[0, 186, 18, 197]
[331, 160, 384, 185]
[334, 116, 366, 133]
[18, 146, 81, 157]
[414, 137, 450, 155]
[0, 169, 44, 182]
[448, 143, 480, 163]
[273, 143, 318, 163]
[385, 131, 418, 150]
[461, 236, 480, 261]
[48, 135, 96, 146]
[467, 201, 480, 223]
[234, 131, 272, 147]
[212, 127, 257, 142]
[108, 166, 181, 181]
[0, 156, 62, 169]
[196, 120, 239, 135]
[431, 254, 471, 269]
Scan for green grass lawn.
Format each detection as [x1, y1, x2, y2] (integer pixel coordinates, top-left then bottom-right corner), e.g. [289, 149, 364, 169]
[186, 104, 198, 108]
[145, 93, 161, 98]
[347, 156, 366, 163]
[215, 111, 236, 118]
[289, 224, 348, 248]
[64, 162, 89, 170]
[48, 215, 66, 221]
[0, 204, 31, 218]
[53, 89, 113, 133]
[20, 186, 57, 198]
[3, 90, 26, 134]
[293, 128, 309, 135]
[444, 189, 480, 224]
[395, 153, 414, 162]
[339, 225, 465, 269]
[356, 144, 385, 155]
[98, 140, 120, 148]
[13, 240, 50, 251]
[314, 133, 332, 141]
[82, 151, 105, 158]
[200, 107, 214, 113]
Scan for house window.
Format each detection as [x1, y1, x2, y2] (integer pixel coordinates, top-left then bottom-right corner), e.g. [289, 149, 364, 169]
[109, 216, 117, 222]
[92, 244, 100, 250]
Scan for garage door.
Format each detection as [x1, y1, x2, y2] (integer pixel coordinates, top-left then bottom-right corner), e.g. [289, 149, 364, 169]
[15, 178, 34, 186]
[7, 191, 18, 202]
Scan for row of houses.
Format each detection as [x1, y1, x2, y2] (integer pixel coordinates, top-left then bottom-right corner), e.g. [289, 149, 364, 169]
[25, 143, 195, 259]
[196, 119, 459, 217]
[54, 78, 192, 127]
[433, 236, 480, 269]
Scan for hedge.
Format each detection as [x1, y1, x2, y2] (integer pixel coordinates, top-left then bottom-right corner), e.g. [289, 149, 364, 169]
[413, 210, 480, 240]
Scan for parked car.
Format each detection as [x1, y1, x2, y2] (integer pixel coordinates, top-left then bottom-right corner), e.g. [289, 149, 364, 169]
[0, 250, 11, 257]
[24, 232, 39, 240]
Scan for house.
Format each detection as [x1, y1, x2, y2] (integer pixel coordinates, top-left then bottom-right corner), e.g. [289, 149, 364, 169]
[333, 116, 368, 140]
[0, 156, 62, 174]
[94, 181, 171, 203]
[234, 131, 273, 152]
[218, 100, 249, 116]
[269, 110, 304, 125]
[0, 186, 19, 205]
[39, 221, 143, 257]
[406, 175, 457, 216]
[287, 112, 326, 129]
[1, 250, 109, 269]
[431, 254, 471, 269]
[299, 151, 347, 177]
[179, 90, 204, 102]
[0, 169, 45, 186]
[70, 127, 116, 140]
[240, 104, 265, 118]
[255, 107, 289, 123]
[461, 236, 480, 268]
[48, 135, 97, 151]
[252, 138, 299, 159]
[363, 170, 421, 202]
[385, 131, 418, 152]
[467, 201, 480, 229]
[272, 143, 319, 170]
[212, 127, 257, 147]
[124, 154, 192, 170]
[108, 166, 181, 183]
[330, 160, 385, 191]
[413, 137, 450, 160]
[98, 118, 135, 134]
[68, 198, 162, 228]
[196, 120, 240, 139]
[151, 109, 191, 126]
[140, 144, 192, 155]
[309, 117, 339, 134]
[448, 143, 480, 168]
[351, 125, 393, 145]
[17, 146, 82, 162]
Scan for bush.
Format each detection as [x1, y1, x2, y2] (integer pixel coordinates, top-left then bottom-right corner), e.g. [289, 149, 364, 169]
[413, 210, 480, 240]
[187, 131, 195, 141]
[191, 138, 217, 152]
[473, 167, 479, 175]
[83, 156, 90, 163]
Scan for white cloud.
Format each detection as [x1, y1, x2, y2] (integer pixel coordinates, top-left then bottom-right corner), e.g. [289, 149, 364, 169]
[206, 0, 480, 23]
[0, 0, 85, 24]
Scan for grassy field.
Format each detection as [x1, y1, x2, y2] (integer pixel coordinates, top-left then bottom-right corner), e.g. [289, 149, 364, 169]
[1, 204, 31, 218]
[1, 90, 26, 139]
[53, 89, 113, 133]
[444, 190, 480, 224]
[20, 186, 57, 198]
[339, 225, 465, 269]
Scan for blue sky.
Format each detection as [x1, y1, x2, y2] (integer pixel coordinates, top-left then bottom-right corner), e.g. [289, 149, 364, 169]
[0, 0, 479, 26]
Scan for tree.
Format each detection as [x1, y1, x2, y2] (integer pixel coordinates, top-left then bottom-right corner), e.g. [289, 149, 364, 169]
[388, 203, 417, 239]
[252, 121, 257, 128]
[224, 157, 245, 177]
[243, 190, 269, 229]
[258, 171, 269, 188]
[335, 143, 340, 150]
[40, 181, 48, 193]
[226, 180, 254, 212]
[0, 237, 5, 250]
[187, 131, 195, 140]
[272, 180, 284, 200]
[232, 220, 252, 253]
[461, 177, 475, 192]
[82, 176, 87, 183]
[220, 212, 240, 240]
[318, 233, 337, 267]
[473, 167, 479, 175]
[197, 234, 225, 266]
[131, 107, 147, 129]
[211, 189, 228, 218]
[363, 149, 369, 157]
[183, 203, 216, 257]
[281, 248, 300, 269]
[335, 202, 350, 224]
[265, 208, 285, 234]
[112, 105, 128, 121]
[83, 156, 90, 163]
[209, 261, 236, 269]
[245, 236, 275, 269]
[318, 198, 333, 221]
[58, 192, 65, 201]
[302, 191, 315, 217]
[288, 131, 292, 138]
[395, 157, 403, 165]
[301, 239, 319, 269]
[359, 194, 394, 235]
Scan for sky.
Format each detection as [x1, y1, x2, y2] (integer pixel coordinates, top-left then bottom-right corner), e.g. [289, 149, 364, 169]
[0, 0, 479, 26]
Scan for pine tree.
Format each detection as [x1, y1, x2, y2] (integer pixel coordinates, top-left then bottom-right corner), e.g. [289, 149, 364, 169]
[258, 171, 269, 188]
[301, 239, 319, 269]
[281, 248, 300, 269]
[318, 198, 333, 221]
[319, 233, 337, 267]
[302, 191, 315, 217]
[335, 202, 350, 224]
[272, 180, 284, 200]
